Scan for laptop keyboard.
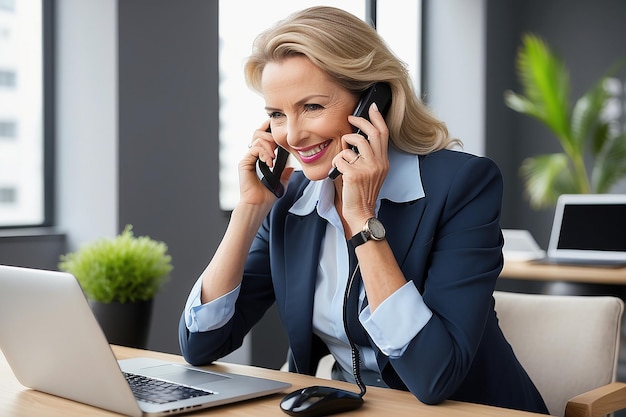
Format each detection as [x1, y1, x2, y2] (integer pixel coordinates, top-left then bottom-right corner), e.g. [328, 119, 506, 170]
[124, 372, 214, 404]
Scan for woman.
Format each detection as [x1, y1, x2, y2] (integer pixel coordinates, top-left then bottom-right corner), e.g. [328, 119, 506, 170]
[179, 6, 548, 414]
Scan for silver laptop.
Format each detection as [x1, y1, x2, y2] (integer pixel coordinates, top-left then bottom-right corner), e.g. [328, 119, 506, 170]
[0, 264, 291, 417]
[544, 194, 626, 265]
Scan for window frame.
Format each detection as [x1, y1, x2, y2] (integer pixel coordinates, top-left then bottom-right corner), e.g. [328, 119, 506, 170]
[0, 0, 54, 229]
[42, 0, 55, 228]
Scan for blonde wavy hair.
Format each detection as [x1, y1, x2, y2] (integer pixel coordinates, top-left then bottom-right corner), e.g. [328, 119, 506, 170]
[244, 6, 460, 154]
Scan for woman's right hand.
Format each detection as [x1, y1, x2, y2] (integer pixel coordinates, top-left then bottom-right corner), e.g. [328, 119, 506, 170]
[238, 121, 293, 208]
[200, 121, 293, 305]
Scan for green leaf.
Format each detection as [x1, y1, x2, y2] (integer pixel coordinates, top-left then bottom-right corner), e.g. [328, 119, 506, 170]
[590, 121, 611, 157]
[571, 78, 610, 154]
[503, 91, 542, 119]
[514, 34, 571, 142]
[520, 154, 578, 209]
[592, 132, 626, 193]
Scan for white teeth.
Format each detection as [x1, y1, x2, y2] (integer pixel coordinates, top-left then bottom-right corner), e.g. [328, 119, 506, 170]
[299, 142, 329, 157]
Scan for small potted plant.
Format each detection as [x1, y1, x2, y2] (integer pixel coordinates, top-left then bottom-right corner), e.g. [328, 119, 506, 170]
[59, 225, 173, 348]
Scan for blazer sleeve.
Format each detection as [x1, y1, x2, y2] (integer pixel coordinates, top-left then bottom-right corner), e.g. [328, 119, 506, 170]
[178, 218, 276, 366]
[178, 173, 310, 366]
[388, 154, 504, 404]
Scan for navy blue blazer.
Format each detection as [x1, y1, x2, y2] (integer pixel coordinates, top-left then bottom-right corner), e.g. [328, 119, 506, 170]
[179, 149, 548, 414]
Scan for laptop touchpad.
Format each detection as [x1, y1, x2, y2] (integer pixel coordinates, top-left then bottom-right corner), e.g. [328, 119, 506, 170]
[139, 364, 229, 385]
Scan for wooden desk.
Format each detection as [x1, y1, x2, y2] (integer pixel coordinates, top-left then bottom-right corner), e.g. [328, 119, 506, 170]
[0, 345, 552, 417]
[502, 259, 626, 285]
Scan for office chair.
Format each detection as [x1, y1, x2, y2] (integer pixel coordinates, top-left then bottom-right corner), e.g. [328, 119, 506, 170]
[494, 291, 625, 417]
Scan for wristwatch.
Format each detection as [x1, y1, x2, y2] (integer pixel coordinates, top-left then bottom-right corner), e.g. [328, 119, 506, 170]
[350, 217, 386, 248]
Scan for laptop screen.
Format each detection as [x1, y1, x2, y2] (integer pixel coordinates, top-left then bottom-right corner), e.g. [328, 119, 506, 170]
[548, 194, 626, 262]
[558, 203, 626, 251]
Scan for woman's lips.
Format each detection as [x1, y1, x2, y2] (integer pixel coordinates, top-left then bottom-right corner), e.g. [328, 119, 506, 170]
[296, 140, 332, 164]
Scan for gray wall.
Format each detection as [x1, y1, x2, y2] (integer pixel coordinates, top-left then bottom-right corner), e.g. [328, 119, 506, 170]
[117, 0, 224, 353]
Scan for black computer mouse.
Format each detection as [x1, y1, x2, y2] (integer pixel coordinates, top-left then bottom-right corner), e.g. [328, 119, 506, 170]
[279, 385, 364, 417]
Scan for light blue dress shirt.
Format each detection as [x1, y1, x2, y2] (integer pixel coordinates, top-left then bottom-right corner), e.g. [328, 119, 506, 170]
[184, 147, 433, 383]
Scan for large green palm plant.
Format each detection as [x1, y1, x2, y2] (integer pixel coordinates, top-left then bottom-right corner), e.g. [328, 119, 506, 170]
[504, 33, 626, 209]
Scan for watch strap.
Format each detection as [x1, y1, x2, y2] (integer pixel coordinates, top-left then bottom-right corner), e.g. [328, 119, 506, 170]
[350, 230, 369, 248]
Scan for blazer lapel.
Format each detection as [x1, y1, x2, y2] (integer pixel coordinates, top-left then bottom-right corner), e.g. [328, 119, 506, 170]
[282, 211, 326, 373]
[373, 197, 427, 380]
[378, 198, 427, 270]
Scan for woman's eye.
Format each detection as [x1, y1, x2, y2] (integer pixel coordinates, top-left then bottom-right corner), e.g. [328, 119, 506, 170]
[304, 104, 323, 111]
[268, 111, 284, 119]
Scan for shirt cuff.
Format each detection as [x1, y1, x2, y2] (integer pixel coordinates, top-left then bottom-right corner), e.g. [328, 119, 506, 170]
[184, 277, 240, 333]
[359, 281, 432, 358]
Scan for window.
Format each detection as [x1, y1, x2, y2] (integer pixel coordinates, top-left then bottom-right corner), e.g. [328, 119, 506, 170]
[0, 187, 16, 203]
[0, 0, 15, 12]
[0, 0, 52, 227]
[0, 120, 16, 139]
[218, 1, 422, 210]
[0, 69, 16, 87]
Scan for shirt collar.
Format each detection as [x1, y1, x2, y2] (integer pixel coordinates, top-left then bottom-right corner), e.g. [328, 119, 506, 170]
[289, 147, 425, 217]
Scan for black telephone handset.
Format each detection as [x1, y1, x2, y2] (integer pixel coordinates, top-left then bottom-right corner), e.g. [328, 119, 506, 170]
[328, 82, 392, 179]
[257, 128, 289, 198]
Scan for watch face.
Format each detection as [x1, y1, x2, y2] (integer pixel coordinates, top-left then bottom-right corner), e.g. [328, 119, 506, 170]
[367, 218, 386, 240]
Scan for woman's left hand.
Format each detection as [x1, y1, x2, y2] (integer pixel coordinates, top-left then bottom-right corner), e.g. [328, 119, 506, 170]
[333, 102, 390, 235]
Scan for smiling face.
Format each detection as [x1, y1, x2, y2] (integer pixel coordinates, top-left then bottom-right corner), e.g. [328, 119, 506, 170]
[261, 55, 358, 181]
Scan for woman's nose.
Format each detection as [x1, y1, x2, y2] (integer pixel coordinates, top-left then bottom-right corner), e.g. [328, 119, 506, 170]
[286, 120, 307, 146]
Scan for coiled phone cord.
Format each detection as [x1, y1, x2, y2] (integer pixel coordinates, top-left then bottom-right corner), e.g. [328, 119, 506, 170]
[342, 263, 367, 398]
